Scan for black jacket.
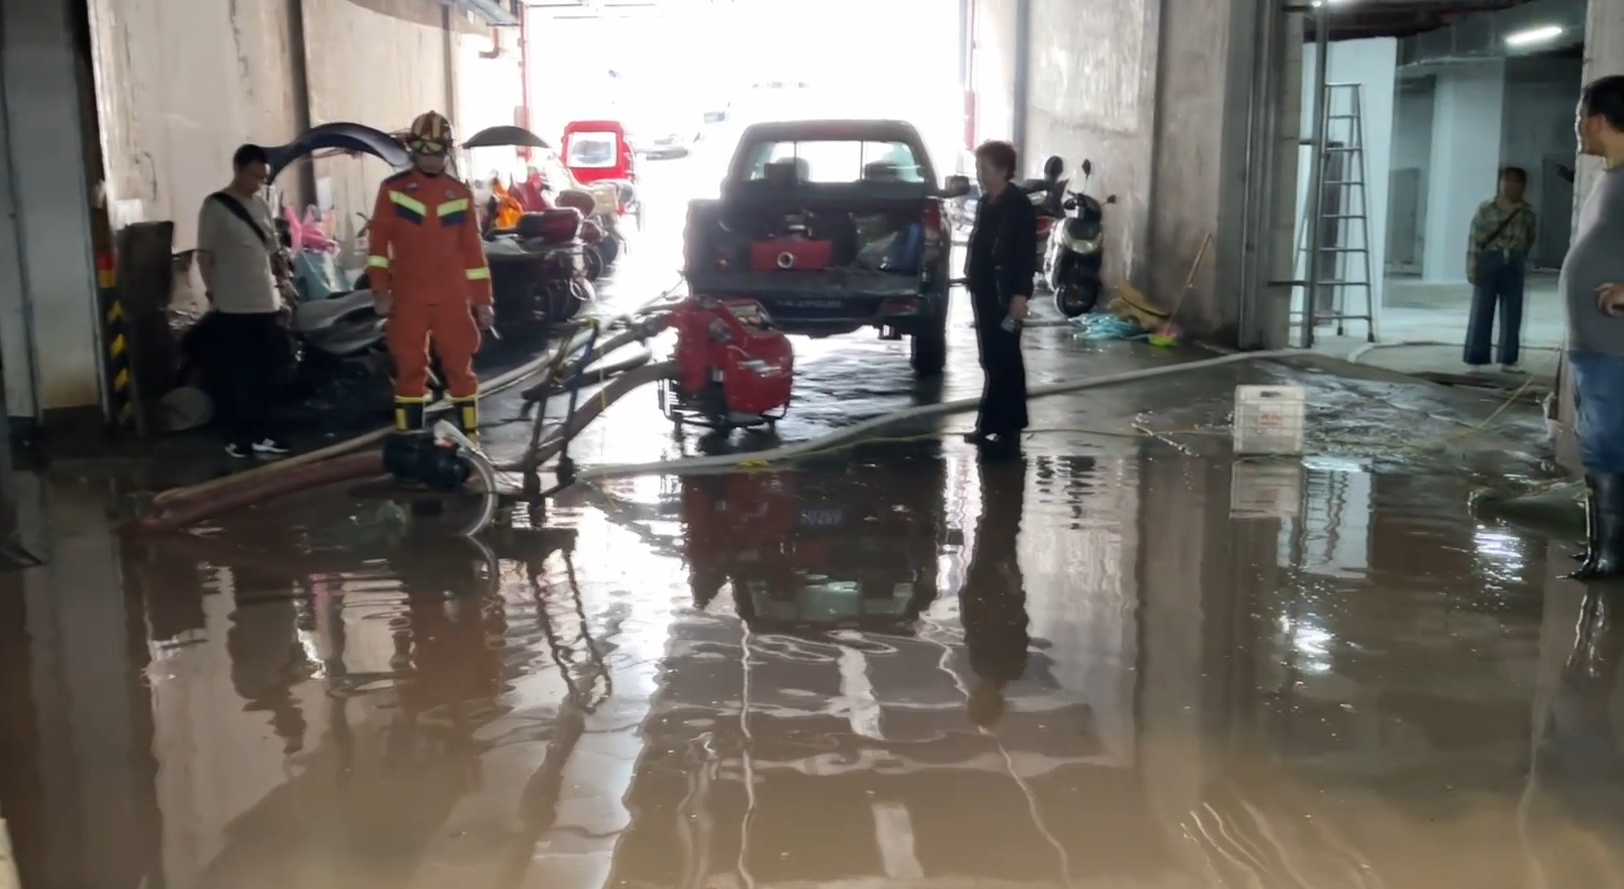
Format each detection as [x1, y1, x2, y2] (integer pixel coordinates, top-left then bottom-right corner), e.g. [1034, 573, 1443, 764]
[965, 184, 1038, 314]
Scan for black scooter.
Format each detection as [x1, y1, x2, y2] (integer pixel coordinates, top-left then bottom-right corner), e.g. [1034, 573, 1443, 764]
[1043, 158, 1116, 318]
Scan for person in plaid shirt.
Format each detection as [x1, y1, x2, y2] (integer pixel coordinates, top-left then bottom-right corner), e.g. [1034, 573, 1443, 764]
[1464, 166, 1537, 372]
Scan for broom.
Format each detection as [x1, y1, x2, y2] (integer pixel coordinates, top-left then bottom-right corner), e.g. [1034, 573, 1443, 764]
[1148, 232, 1212, 347]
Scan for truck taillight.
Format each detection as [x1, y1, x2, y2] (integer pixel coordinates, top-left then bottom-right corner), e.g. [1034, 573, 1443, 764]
[922, 203, 944, 242]
[921, 203, 946, 284]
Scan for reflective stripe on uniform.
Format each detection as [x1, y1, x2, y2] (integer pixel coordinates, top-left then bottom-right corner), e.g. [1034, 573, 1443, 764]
[389, 190, 428, 223]
[367, 255, 390, 268]
[466, 267, 491, 281]
[436, 198, 470, 216]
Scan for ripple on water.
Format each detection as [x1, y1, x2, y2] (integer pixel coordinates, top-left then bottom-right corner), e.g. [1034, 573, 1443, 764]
[1, 438, 1601, 889]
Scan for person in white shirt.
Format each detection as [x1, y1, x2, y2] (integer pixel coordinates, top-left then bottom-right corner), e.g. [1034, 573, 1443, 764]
[195, 143, 293, 459]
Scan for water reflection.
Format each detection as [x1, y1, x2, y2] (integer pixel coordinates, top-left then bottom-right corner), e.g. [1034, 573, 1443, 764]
[0, 445, 1619, 888]
[961, 456, 1028, 728]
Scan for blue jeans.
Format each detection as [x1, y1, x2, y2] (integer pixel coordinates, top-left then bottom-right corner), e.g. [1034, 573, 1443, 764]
[1465, 252, 1526, 366]
[1569, 350, 1624, 473]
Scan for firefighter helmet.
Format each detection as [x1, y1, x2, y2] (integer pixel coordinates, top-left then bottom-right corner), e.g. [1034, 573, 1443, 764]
[405, 111, 454, 156]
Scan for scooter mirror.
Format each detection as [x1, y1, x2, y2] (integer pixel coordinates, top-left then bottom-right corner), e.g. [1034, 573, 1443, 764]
[1105, 194, 1117, 204]
[1042, 156, 1064, 181]
[1081, 159, 1094, 177]
[942, 174, 973, 198]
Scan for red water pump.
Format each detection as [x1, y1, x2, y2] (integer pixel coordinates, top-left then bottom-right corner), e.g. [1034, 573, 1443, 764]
[662, 296, 794, 432]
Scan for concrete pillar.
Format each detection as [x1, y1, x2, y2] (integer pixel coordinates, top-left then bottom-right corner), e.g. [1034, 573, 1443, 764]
[0, 0, 103, 421]
[1421, 62, 1506, 283]
[1024, 0, 1296, 347]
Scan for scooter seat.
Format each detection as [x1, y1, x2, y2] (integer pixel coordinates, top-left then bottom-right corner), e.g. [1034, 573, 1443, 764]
[304, 317, 386, 357]
[293, 289, 374, 333]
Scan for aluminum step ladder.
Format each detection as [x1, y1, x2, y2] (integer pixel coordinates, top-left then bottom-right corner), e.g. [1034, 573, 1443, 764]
[1293, 81, 1379, 344]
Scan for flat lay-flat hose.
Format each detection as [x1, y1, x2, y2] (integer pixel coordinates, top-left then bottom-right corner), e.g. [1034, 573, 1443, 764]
[499, 361, 676, 472]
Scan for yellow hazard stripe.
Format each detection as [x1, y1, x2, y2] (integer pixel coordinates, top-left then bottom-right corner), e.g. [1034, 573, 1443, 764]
[437, 198, 470, 216]
[106, 302, 124, 324]
[109, 334, 126, 358]
[113, 368, 130, 391]
[98, 269, 116, 288]
[465, 267, 490, 281]
[389, 190, 427, 215]
[368, 255, 390, 268]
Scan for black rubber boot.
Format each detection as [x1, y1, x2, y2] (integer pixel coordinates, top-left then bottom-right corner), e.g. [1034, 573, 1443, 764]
[1570, 472, 1624, 580]
[1571, 476, 1603, 571]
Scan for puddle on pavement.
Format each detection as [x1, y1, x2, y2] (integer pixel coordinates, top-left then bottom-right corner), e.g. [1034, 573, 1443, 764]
[3, 440, 1621, 889]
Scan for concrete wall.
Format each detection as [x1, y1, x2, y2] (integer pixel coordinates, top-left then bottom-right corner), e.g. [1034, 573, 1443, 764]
[1, 0, 104, 417]
[970, 0, 1019, 159]
[1500, 59, 1583, 267]
[86, 0, 495, 255]
[299, 0, 454, 253]
[1025, 0, 1160, 298]
[86, 0, 305, 248]
[1020, 0, 1297, 347]
[1389, 57, 1582, 275]
[0, 0, 518, 421]
[1424, 61, 1508, 283]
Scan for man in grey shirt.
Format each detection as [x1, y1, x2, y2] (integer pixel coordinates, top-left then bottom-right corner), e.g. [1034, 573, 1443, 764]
[196, 144, 292, 458]
[1564, 76, 1624, 578]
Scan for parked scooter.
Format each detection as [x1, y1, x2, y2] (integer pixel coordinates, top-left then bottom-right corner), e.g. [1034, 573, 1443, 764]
[944, 156, 1065, 268]
[1020, 156, 1068, 276]
[1044, 158, 1117, 317]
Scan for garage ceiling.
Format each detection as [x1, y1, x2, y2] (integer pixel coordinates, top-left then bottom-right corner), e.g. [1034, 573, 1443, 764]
[1309, 0, 1577, 43]
[1313, 0, 1523, 40]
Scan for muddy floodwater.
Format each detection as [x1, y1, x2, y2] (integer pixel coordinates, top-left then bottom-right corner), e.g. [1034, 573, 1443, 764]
[3, 432, 1621, 889]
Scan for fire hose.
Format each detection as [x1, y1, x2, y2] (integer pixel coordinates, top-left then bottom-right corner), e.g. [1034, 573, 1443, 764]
[564, 348, 1309, 481]
[133, 308, 1304, 532]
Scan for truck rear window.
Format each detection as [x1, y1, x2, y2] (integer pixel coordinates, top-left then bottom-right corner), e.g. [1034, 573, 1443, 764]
[742, 140, 925, 184]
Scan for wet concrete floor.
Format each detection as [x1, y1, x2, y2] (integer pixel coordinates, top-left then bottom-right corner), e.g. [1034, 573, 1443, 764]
[2, 154, 1610, 889]
[6, 424, 1624, 888]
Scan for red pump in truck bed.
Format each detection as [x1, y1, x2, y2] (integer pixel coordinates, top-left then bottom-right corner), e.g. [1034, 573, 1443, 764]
[680, 119, 966, 378]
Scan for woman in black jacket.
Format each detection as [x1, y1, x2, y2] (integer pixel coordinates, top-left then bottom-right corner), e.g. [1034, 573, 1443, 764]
[963, 140, 1036, 451]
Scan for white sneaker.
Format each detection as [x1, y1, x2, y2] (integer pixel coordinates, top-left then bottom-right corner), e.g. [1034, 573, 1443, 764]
[251, 438, 291, 455]
[1501, 364, 1526, 374]
[225, 443, 251, 459]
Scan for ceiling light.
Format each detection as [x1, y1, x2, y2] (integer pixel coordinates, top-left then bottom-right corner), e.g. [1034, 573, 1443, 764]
[1505, 25, 1563, 46]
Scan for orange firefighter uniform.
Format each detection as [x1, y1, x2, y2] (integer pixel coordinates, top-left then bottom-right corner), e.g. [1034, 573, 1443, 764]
[366, 169, 492, 434]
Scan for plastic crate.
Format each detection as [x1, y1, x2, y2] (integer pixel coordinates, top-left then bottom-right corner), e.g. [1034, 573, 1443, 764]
[1233, 385, 1306, 456]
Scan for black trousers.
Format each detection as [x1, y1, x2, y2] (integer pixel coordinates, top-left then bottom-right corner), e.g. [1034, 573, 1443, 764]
[208, 311, 285, 445]
[972, 299, 1030, 436]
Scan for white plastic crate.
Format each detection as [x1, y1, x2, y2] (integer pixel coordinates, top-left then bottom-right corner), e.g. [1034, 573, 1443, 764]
[1230, 460, 1303, 519]
[1233, 385, 1307, 455]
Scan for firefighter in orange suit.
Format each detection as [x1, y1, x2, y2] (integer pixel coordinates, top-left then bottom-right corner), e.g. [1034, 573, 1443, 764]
[366, 110, 494, 439]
